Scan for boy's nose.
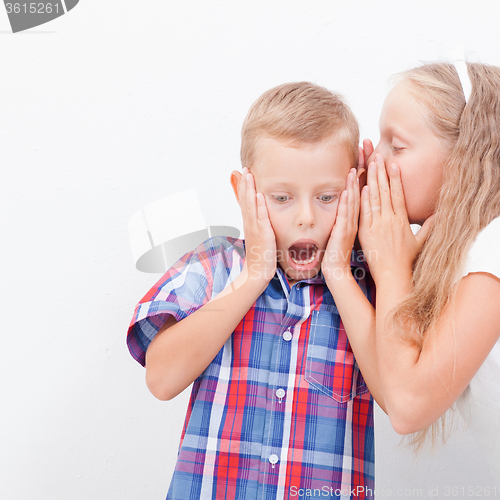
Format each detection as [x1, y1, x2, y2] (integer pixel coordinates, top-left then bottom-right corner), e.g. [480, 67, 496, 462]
[296, 201, 316, 227]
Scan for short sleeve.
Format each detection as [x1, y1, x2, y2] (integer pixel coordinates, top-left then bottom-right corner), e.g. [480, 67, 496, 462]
[127, 236, 245, 366]
[463, 216, 500, 280]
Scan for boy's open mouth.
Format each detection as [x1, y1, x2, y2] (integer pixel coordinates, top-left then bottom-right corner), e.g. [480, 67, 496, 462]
[288, 241, 319, 266]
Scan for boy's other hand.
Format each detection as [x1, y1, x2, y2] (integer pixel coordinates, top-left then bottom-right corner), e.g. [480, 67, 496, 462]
[322, 169, 360, 282]
[237, 167, 277, 284]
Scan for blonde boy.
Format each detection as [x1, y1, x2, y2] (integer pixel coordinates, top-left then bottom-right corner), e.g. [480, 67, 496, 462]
[128, 82, 375, 500]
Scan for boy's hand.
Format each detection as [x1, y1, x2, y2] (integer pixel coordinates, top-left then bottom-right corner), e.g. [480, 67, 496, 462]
[321, 168, 360, 282]
[237, 167, 277, 284]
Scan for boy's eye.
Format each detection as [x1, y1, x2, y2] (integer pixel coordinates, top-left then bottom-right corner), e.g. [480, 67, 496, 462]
[318, 195, 337, 203]
[273, 195, 290, 203]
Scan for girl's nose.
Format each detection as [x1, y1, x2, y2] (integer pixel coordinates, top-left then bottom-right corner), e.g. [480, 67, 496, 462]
[370, 143, 391, 166]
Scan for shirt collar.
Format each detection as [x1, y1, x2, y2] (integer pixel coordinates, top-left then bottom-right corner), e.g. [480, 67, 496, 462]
[241, 240, 369, 289]
[274, 247, 370, 290]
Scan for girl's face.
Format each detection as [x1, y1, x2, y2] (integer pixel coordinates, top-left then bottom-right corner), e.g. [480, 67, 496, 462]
[372, 82, 448, 225]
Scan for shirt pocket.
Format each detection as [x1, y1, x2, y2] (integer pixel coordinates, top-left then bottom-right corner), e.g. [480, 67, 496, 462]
[305, 310, 368, 403]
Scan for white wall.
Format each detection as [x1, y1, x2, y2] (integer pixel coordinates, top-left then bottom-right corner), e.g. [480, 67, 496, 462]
[1, 1, 498, 499]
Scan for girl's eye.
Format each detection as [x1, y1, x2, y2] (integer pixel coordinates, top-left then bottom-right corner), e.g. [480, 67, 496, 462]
[391, 146, 404, 153]
[318, 195, 337, 203]
[273, 195, 290, 203]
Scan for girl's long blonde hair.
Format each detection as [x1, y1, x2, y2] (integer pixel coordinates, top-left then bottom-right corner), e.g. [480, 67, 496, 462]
[391, 63, 500, 449]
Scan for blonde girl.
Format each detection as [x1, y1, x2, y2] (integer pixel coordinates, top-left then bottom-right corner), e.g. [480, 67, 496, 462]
[322, 62, 500, 485]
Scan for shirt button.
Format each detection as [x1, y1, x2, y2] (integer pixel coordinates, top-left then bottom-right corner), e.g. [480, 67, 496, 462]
[269, 454, 279, 467]
[283, 329, 292, 341]
[276, 388, 286, 399]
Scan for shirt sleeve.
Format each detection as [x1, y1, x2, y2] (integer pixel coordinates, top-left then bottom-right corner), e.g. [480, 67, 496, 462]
[463, 216, 500, 280]
[127, 236, 244, 366]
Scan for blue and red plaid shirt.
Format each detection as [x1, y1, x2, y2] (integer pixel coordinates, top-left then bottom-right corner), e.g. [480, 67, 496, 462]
[128, 236, 375, 500]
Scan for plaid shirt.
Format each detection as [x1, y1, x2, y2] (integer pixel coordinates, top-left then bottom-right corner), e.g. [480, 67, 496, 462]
[128, 237, 375, 500]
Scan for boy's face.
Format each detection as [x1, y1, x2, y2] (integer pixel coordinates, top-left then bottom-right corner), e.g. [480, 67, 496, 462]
[241, 137, 353, 285]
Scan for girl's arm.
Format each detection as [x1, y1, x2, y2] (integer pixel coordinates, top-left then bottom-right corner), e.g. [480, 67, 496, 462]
[375, 267, 500, 434]
[322, 168, 386, 411]
[360, 155, 500, 434]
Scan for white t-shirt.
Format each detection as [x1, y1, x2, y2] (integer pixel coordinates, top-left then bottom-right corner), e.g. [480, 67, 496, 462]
[457, 216, 500, 486]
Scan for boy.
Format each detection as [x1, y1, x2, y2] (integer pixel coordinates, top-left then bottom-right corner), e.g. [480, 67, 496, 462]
[127, 82, 375, 499]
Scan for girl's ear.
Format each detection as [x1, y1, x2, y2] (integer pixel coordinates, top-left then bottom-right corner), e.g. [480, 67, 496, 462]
[230, 170, 242, 203]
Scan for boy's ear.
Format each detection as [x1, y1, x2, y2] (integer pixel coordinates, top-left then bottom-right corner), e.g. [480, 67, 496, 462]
[357, 167, 367, 190]
[356, 146, 368, 190]
[230, 170, 242, 203]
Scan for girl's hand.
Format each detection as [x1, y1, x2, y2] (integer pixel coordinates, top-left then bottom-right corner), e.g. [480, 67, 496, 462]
[358, 155, 434, 283]
[322, 168, 360, 282]
[237, 167, 277, 284]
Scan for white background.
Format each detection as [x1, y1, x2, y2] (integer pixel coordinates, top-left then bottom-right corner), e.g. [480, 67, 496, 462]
[1, 1, 499, 499]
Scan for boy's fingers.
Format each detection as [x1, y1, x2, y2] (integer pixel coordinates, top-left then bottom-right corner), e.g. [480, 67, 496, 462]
[347, 170, 358, 233]
[375, 154, 393, 215]
[336, 190, 349, 230]
[245, 172, 257, 220]
[388, 164, 408, 219]
[238, 170, 247, 208]
[256, 192, 271, 225]
[352, 170, 361, 231]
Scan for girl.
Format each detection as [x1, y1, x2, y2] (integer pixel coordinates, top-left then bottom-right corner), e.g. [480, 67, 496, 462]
[323, 62, 500, 485]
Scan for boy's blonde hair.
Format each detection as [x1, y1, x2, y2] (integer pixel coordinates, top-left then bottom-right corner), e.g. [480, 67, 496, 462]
[240, 82, 359, 169]
[390, 63, 500, 450]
